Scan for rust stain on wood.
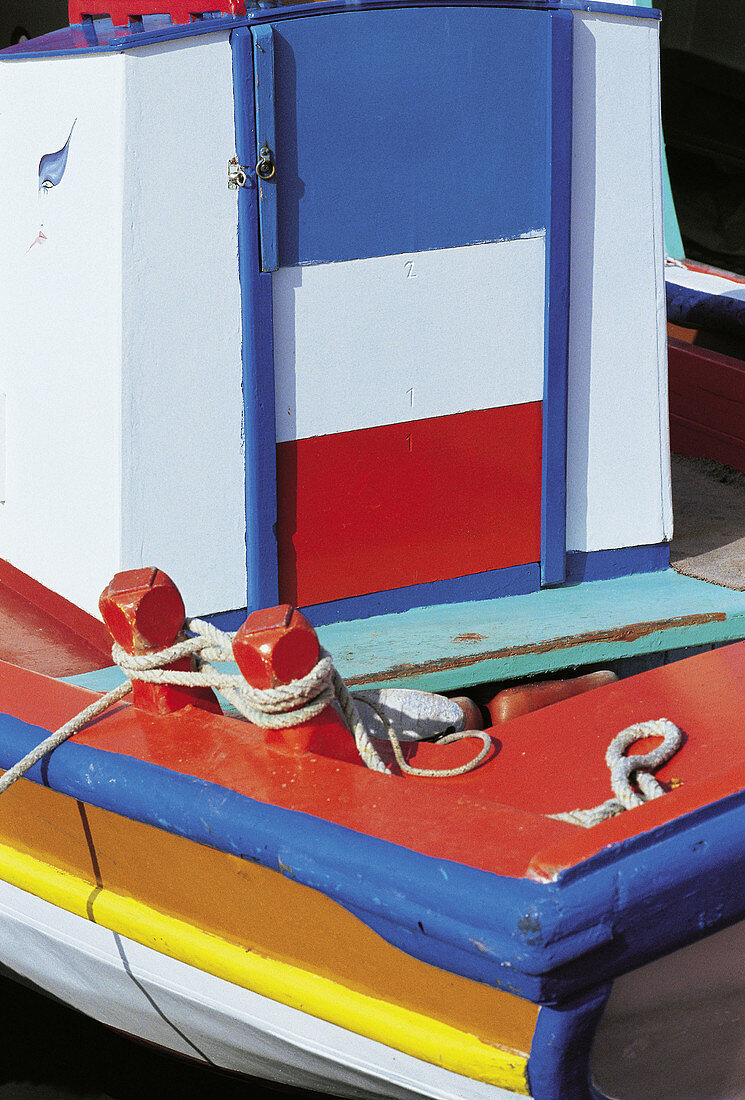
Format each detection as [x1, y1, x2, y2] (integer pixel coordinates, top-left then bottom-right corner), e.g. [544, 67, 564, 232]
[452, 632, 487, 644]
[347, 612, 727, 686]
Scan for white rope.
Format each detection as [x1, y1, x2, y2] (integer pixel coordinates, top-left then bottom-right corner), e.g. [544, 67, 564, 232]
[0, 616, 680, 801]
[0, 617, 491, 791]
[550, 718, 683, 827]
[0, 680, 132, 795]
[351, 690, 492, 778]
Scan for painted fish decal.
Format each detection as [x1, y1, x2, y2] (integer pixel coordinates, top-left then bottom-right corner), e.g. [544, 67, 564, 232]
[38, 121, 76, 191]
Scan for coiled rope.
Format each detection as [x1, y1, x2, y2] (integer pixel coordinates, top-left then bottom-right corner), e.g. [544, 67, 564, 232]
[550, 718, 683, 827]
[0, 618, 491, 793]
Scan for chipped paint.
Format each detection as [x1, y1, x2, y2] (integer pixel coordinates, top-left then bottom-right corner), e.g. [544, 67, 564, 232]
[347, 611, 727, 687]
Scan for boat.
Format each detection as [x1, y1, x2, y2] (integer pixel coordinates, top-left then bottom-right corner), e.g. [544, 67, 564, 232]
[3, 3, 745, 1099]
[0, 0, 69, 48]
[656, 1, 745, 482]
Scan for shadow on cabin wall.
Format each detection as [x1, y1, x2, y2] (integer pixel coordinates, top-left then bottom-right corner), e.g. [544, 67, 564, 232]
[658, 0, 745, 276]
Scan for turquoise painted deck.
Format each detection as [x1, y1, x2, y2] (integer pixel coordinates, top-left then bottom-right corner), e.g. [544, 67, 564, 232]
[65, 571, 745, 695]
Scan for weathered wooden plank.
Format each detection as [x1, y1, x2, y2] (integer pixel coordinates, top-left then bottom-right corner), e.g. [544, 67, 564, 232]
[320, 570, 745, 692]
[66, 572, 745, 698]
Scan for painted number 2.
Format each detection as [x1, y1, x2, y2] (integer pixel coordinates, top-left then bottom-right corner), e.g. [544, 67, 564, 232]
[404, 261, 417, 279]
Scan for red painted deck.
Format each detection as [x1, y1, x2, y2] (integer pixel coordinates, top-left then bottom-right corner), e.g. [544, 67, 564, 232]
[0, 559, 111, 677]
[4, 639, 745, 881]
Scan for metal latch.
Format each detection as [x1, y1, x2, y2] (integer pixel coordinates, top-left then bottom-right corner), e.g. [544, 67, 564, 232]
[228, 157, 250, 190]
[255, 143, 276, 181]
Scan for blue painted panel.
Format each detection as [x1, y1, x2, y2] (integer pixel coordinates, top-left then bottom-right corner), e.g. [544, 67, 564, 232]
[268, 7, 551, 266]
[232, 29, 280, 611]
[252, 24, 279, 273]
[565, 543, 670, 584]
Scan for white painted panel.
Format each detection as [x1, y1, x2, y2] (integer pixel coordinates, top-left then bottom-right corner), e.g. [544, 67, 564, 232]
[0, 54, 125, 614]
[0, 394, 6, 504]
[120, 35, 245, 616]
[0, 879, 522, 1100]
[273, 235, 546, 442]
[566, 12, 673, 553]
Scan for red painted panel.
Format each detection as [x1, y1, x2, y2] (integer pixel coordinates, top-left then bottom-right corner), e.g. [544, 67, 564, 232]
[668, 337, 745, 471]
[68, 1, 245, 27]
[276, 404, 543, 607]
[0, 557, 111, 676]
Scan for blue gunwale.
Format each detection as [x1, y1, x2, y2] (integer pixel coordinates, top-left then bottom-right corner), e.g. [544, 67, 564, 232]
[1, 706, 745, 1013]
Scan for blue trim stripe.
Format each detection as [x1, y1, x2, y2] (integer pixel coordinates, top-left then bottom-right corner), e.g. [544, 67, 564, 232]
[0, 1, 660, 60]
[565, 542, 670, 584]
[3, 707, 745, 1008]
[301, 563, 541, 627]
[201, 545, 669, 629]
[187, 563, 540, 631]
[667, 280, 745, 337]
[232, 28, 280, 612]
[251, 24, 279, 273]
[540, 9, 572, 588]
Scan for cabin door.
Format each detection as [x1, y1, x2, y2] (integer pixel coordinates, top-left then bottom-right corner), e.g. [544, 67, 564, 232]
[243, 6, 571, 615]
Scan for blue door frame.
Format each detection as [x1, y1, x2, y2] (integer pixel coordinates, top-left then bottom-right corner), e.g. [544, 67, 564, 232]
[231, 4, 573, 624]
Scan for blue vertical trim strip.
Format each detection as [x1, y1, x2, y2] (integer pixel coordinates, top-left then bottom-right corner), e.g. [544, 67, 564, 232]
[541, 9, 572, 587]
[251, 24, 279, 273]
[528, 984, 612, 1100]
[232, 27, 280, 611]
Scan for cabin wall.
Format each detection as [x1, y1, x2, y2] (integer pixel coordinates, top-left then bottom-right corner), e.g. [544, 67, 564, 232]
[0, 53, 126, 615]
[120, 34, 246, 618]
[566, 11, 673, 555]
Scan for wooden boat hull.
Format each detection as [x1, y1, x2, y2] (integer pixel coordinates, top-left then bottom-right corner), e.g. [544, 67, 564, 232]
[1, 877, 522, 1100]
[6, 630, 745, 1098]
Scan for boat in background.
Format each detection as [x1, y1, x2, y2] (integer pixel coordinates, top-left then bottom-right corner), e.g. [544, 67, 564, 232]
[655, 1, 745, 482]
[3, 3, 745, 1100]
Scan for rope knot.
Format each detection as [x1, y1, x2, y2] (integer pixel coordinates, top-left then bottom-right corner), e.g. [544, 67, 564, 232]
[551, 717, 683, 828]
[606, 718, 683, 810]
[0, 616, 491, 791]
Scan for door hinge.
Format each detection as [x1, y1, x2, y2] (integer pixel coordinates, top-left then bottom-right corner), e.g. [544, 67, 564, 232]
[228, 156, 251, 190]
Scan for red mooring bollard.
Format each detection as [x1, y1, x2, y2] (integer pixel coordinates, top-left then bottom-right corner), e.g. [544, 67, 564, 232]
[232, 604, 329, 752]
[99, 567, 220, 715]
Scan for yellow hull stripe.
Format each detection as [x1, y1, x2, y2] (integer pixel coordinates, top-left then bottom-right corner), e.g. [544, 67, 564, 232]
[0, 841, 531, 1094]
